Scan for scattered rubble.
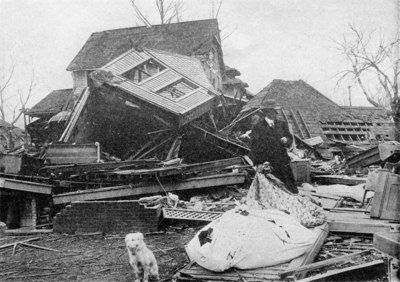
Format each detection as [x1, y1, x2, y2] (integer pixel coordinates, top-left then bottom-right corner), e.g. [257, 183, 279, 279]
[0, 17, 399, 282]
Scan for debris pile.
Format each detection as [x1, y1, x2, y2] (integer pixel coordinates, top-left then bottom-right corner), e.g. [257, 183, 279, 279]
[0, 18, 398, 282]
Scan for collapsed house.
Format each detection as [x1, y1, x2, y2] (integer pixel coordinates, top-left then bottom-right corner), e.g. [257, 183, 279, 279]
[0, 18, 399, 282]
[228, 79, 395, 159]
[252, 79, 394, 143]
[27, 19, 225, 147]
[0, 19, 253, 231]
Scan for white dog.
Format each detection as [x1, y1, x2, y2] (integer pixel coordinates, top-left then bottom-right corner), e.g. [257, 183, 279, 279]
[125, 232, 159, 282]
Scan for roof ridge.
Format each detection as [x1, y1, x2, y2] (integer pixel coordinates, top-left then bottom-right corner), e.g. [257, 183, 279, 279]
[145, 47, 200, 61]
[91, 18, 218, 35]
[52, 88, 73, 91]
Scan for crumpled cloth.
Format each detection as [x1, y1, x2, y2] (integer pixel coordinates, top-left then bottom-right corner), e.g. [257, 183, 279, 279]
[246, 171, 326, 227]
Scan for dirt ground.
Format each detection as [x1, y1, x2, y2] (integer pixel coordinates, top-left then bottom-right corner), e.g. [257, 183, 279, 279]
[0, 228, 199, 282]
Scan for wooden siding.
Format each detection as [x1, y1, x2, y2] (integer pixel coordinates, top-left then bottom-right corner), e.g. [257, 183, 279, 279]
[180, 97, 215, 126]
[147, 49, 214, 92]
[141, 69, 181, 91]
[178, 89, 211, 108]
[104, 50, 150, 75]
[114, 75, 187, 114]
[72, 71, 88, 89]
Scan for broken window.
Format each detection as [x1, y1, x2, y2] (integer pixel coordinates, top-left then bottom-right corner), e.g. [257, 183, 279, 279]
[157, 79, 199, 100]
[122, 59, 166, 83]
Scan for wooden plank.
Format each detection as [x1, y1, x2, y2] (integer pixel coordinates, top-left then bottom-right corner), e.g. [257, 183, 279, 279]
[0, 178, 52, 195]
[296, 259, 384, 282]
[20, 242, 60, 252]
[373, 232, 400, 259]
[41, 159, 162, 175]
[345, 145, 380, 168]
[327, 210, 395, 233]
[180, 264, 282, 281]
[0, 237, 39, 250]
[281, 108, 290, 125]
[191, 124, 250, 154]
[53, 172, 246, 204]
[297, 110, 312, 138]
[280, 249, 372, 279]
[111, 157, 244, 177]
[287, 223, 329, 280]
[290, 109, 305, 139]
[136, 137, 173, 160]
[166, 136, 182, 160]
[311, 175, 366, 185]
[125, 139, 154, 161]
[60, 87, 90, 142]
[329, 207, 369, 213]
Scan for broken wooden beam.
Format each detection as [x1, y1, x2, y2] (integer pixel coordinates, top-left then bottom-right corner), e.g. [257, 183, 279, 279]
[136, 137, 173, 160]
[311, 175, 366, 185]
[53, 172, 246, 204]
[40, 159, 162, 175]
[166, 136, 182, 160]
[286, 223, 329, 280]
[110, 157, 244, 177]
[346, 142, 400, 169]
[373, 232, 400, 259]
[327, 210, 397, 234]
[0, 237, 39, 250]
[0, 178, 52, 194]
[191, 124, 250, 155]
[296, 259, 385, 282]
[19, 242, 60, 252]
[280, 249, 372, 279]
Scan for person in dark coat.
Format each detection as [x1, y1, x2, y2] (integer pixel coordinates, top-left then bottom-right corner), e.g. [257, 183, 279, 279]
[249, 108, 298, 194]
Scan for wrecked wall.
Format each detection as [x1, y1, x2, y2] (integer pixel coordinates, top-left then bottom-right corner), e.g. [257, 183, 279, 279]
[53, 200, 160, 234]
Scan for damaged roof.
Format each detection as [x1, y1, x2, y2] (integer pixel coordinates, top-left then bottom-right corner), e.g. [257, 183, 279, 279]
[244, 79, 345, 121]
[67, 19, 220, 71]
[341, 106, 390, 122]
[245, 79, 391, 123]
[27, 89, 72, 117]
[96, 47, 217, 124]
[246, 79, 395, 141]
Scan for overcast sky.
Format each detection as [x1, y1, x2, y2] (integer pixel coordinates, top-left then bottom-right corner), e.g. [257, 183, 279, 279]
[0, 0, 397, 127]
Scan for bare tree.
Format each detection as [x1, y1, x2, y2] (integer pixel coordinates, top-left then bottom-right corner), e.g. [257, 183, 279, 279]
[210, 0, 223, 19]
[0, 60, 36, 148]
[337, 25, 400, 137]
[129, 0, 184, 26]
[156, 0, 184, 24]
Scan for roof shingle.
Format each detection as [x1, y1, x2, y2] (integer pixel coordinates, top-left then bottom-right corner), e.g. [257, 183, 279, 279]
[67, 19, 220, 71]
[27, 89, 72, 117]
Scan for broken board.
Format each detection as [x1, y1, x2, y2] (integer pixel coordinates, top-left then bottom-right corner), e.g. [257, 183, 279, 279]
[311, 175, 366, 186]
[176, 223, 329, 281]
[373, 232, 400, 259]
[53, 172, 246, 204]
[327, 210, 397, 234]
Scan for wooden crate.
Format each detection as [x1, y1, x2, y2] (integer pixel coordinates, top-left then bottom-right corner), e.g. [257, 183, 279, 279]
[370, 170, 400, 221]
[290, 159, 311, 185]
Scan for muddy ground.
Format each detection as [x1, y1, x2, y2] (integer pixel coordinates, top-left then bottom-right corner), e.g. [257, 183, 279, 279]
[0, 228, 199, 282]
[0, 227, 393, 282]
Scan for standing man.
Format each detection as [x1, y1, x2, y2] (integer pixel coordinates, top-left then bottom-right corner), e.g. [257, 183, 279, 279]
[250, 108, 298, 194]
